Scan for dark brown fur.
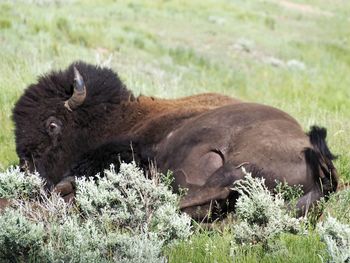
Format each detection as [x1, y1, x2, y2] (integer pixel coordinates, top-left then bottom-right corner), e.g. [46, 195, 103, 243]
[13, 61, 337, 220]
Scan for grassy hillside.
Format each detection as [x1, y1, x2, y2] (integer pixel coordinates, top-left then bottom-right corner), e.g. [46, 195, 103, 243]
[0, 0, 349, 261]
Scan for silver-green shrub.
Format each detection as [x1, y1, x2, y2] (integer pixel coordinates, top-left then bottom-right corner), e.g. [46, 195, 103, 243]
[44, 216, 110, 263]
[0, 162, 191, 262]
[231, 168, 304, 249]
[324, 188, 350, 225]
[317, 215, 350, 263]
[108, 231, 164, 263]
[0, 209, 46, 262]
[0, 167, 42, 199]
[76, 162, 191, 244]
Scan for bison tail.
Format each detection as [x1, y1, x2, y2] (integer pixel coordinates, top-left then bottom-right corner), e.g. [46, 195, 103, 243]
[308, 126, 337, 161]
[305, 126, 338, 196]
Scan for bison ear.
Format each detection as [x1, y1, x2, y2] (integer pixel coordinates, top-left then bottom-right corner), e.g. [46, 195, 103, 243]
[64, 67, 87, 111]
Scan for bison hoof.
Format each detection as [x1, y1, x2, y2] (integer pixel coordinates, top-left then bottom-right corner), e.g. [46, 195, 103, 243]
[53, 176, 76, 203]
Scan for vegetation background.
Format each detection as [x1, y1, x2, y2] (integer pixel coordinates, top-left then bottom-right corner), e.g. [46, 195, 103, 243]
[0, 0, 349, 262]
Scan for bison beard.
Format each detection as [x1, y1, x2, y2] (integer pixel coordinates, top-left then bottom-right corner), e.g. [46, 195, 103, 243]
[13, 61, 338, 221]
[54, 139, 150, 203]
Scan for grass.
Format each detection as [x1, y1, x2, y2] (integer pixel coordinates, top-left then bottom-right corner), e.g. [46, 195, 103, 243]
[166, 230, 329, 263]
[0, 0, 349, 261]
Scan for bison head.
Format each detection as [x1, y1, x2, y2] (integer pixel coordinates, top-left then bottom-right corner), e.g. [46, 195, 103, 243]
[13, 62, 133, 188]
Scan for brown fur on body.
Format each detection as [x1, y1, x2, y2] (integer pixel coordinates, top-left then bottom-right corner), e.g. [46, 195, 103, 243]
[12, 61, 337, 220]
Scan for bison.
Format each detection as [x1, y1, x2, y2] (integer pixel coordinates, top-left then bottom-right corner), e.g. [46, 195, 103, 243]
[13, 61, 338, 220]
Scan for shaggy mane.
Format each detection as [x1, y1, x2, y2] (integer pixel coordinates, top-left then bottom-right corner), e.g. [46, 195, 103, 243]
[42, 61, 133, 107]
[14, 61, 134, 120]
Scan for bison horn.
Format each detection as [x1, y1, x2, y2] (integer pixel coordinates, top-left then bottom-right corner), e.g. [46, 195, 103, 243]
[64, 67, 87, 111]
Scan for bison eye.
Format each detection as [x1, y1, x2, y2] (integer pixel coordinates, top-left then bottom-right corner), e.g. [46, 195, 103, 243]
[49, 122, 58, 132]
[45, 117, 62, 136]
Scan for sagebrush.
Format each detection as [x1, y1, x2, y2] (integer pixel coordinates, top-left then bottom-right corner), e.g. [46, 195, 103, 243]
[0, 162, 191, 262]
[317, 215, 350, 263]
[231, 168, 305, 251]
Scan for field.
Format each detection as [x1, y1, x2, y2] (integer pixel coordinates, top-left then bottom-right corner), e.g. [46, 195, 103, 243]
[0, 0, 349, 262]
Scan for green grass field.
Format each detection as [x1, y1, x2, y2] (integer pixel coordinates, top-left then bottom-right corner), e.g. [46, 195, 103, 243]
[0, 0, 349, 261]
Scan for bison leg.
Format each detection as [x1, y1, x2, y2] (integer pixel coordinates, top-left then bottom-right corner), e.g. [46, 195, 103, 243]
[295, 186, 323, 217]
[180, 165, 246, 219]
